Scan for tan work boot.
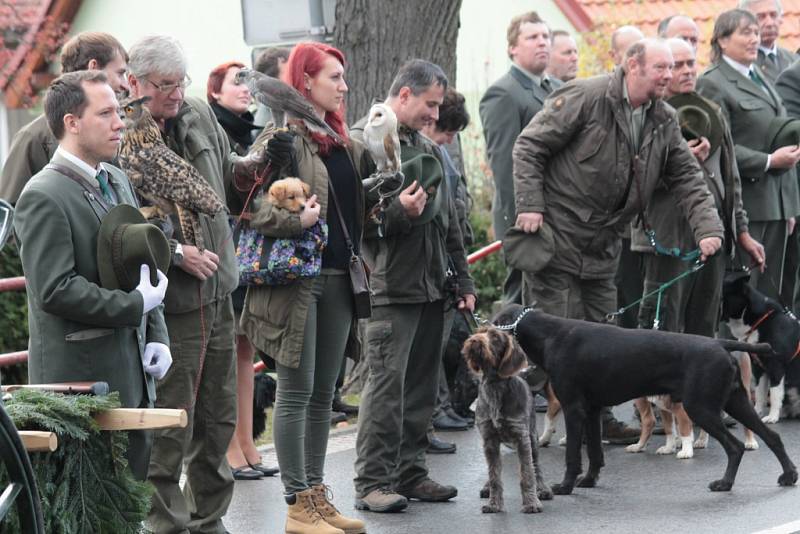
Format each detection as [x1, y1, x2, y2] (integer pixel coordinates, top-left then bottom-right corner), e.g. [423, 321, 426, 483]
[311, 484, 366, 534]
[285, 487, 345, 534]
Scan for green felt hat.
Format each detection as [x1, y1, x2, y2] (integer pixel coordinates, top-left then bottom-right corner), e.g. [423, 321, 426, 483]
[400, 145, 444, 225]
[667, 93, 723, 155]
[502, 222, 555, 273]
[765, 116, 800, 153]
[97, 204, 170, 291]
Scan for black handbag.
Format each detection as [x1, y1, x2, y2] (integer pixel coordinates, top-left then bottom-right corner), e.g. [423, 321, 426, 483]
[328, 180, 372, 319]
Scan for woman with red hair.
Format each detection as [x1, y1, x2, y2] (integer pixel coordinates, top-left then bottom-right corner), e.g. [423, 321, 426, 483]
[207, 60, 278, 483]
[240, 42, 369, 534]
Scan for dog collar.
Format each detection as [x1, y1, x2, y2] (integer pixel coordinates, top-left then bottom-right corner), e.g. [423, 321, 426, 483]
[495, 306, 535, 338]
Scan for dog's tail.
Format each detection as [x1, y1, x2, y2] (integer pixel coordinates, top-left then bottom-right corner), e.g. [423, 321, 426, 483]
[718, 339, 773, 354]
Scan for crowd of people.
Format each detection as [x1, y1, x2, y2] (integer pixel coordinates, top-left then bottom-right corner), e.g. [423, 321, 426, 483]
[1, 0, 800, 532]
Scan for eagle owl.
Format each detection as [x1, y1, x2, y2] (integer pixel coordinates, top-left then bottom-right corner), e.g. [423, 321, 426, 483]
[363, 103, 401, 175]
[117, 96, 226, 251]
[234, 68, 344, 145]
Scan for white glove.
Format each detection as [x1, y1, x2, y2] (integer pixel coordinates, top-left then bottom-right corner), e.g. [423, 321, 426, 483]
[142, 342, 172, 380]
[134, 264, 168, 314]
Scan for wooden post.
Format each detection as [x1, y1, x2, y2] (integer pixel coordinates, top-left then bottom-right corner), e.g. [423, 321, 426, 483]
[93, 408, 188, 431]
[19, 431, 57, 452]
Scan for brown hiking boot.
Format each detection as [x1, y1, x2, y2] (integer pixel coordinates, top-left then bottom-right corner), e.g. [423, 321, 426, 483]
[354, 487, 408, 513]
[311, 484, 366, 534]
[397, 478, 457, 502]
[285, 488, 344, 534]
[602, 418, 641, 445]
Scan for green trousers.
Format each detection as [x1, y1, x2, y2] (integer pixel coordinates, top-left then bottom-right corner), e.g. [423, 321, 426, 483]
[638, 252, 724, 336]
[146, 296, 237, 534]
[354, 300, 445, 496]
[522, 266, 616, 322]
[273, 274, 354, 494]
[747, 220, 788, 301]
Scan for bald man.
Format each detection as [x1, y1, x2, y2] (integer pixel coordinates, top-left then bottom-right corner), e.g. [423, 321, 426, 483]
[610, 25, 644, 66]
[658, 15, 700, 51]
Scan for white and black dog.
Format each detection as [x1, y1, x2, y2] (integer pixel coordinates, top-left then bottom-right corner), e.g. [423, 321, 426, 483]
[722, 271, 800, 424]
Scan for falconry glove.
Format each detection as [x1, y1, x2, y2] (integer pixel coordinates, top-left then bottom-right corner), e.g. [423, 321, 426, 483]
[231, 145, 268, 191]
[265, 130, 296, 169]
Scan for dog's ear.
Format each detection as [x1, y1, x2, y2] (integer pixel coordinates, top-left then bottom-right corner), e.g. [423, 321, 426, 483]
[462, 333, 493, 374]
[269, 182, 287, 201]
[495, 331, 527, 378]
[300, 180, 311, 197]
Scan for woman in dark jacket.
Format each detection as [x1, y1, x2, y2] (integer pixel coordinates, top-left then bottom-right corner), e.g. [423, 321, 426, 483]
[207, 61, 275, 482]
[239, 42, 368, 534]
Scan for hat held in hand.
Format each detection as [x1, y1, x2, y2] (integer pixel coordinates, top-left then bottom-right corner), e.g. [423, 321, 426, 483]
[502, 222, 555, 273]
[97, 204, 171, 291]
[400, 145, 444, 225]
[667, 93, 723, 155]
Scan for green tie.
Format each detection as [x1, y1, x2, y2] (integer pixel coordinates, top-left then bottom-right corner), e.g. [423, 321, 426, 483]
[96, 169, 114, 204]
[749, 69, 766, 88]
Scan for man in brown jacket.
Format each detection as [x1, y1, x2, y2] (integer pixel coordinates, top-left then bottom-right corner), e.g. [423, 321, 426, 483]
[513, 39, 724, 438]
[0, 32, 130, 203]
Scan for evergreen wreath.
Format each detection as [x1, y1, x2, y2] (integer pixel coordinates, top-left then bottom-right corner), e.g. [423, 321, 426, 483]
[0, 390, 153, 533]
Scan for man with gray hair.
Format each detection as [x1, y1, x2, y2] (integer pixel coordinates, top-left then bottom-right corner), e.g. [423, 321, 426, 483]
[513, 39, 724, 443]
[658, 15, 701, 51]
[610, 25, 644, 66]
[351, 59, 475, 513]
[547, 30, 579, 83]
[126, 34, 239, 533]
[740, 0, 798, 82]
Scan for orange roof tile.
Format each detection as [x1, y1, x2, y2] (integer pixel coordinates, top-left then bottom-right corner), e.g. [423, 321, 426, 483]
[574, 0, 800, 56]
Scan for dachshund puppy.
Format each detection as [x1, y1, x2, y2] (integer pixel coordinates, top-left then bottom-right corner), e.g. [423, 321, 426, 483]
[463, 326, 552, 513]
[266, 177, 310, 212]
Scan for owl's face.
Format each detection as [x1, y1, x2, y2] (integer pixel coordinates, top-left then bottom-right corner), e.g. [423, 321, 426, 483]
[366, 103, 397, 132]
[119, 96, 154, 131]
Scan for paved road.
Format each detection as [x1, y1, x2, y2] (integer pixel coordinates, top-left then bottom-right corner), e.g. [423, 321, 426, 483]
[224, 403, 800, 534]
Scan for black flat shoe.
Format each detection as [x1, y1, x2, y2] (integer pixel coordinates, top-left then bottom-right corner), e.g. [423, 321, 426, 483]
[248, 462, 279, 476]
[231, 466, 264, 480]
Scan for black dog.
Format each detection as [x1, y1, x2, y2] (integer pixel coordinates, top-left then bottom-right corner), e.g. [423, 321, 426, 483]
[722, 271, 800, 423]
[489, 304, 797, 495]
[252, 372, 277, 440]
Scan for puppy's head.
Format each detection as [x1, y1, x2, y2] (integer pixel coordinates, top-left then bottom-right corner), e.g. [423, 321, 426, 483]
[462, 326, 527, 379]
[721, 270, 752, 321]
[267, 177, 310, 212]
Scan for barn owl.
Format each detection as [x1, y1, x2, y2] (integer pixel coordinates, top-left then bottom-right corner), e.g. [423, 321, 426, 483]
[363, 103, 401, 175]
[234, 68, 345, 145]
[117, 96, 226, 251]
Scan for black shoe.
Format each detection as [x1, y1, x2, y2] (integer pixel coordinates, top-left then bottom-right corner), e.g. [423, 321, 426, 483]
[331, 411, 347, 425]
[427, 434, 456, 454]
[433, 413, 469, 431]
[444, 407, 472, 427]
[248, 462, 279, 476]
[602, 418, 641, 445]
[534, 394, 549, 413]
[332, 390, 359, 415]
[231, 466, 264, 480]
[397, 478, 458, 501]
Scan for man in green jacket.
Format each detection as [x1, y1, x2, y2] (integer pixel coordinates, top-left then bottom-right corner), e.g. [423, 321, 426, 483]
[696, 9, 800, 304]
[126, 35, 239, 534]
[1, 32, 130, 203]
[352, 60, 476, 513]
[14, 71, 171, 480]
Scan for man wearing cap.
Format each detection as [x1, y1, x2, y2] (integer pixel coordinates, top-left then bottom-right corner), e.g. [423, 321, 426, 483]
[351, 59, 475, 512]
[633, 38, 764, 336]
[512, 39, 724, 438]
[697, 9, 800, 303]
[480, 11, 560, 305]
[13, 70, 170, 481]
[1, 32, 131, 204]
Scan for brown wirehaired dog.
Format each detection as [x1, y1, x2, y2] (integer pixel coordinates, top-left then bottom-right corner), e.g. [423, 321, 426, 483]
[463, 326, 552, 513]
[266, 177, 310, 212]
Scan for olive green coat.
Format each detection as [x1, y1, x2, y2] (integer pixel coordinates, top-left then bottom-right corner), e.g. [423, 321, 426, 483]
[630, 92, 749, 256]
[696, 61, 800, 222]
[240, 128, 367, 368]
[14, 151, 169, 408]
[513, 68, 724, 279]
[0, 114, 57, 203]
[160, 97, 238, 314]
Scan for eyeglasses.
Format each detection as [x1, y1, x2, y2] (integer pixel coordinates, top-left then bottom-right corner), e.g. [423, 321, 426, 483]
[145, 75, 192, 94]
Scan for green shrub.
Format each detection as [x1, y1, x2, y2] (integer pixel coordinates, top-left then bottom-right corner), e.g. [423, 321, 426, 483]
[0, 242, 28, 385]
